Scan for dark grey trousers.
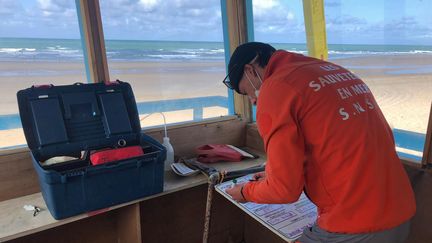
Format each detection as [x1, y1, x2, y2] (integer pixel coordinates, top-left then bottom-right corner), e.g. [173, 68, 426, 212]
[297, 220, 410, 243]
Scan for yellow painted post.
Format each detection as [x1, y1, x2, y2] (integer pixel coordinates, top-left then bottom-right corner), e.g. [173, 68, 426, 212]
[302, 0, 328, 60]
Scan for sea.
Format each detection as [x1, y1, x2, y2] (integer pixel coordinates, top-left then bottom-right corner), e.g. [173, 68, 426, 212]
[1, 37, 432, 63]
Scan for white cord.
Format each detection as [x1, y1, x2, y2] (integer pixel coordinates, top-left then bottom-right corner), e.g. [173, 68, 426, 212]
[140, 112, 168, 138]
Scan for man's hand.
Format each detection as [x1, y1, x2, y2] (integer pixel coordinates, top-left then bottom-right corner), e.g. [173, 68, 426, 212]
[252, 171, 266, 181]
[225, 182, 247, 203]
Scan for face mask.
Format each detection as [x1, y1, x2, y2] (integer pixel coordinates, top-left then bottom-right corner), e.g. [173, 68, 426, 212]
[245, 69, 263, 98]
[254, 89, 260, 98]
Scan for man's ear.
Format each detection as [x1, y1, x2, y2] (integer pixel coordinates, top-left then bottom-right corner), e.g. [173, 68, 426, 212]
[245, 63, 259, 77]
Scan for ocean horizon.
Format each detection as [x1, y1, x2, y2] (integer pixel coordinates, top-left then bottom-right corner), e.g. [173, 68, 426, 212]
[1, 37, 432, 63]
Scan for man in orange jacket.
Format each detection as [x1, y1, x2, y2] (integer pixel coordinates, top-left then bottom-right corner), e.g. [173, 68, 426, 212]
[225, 42, 415, 242]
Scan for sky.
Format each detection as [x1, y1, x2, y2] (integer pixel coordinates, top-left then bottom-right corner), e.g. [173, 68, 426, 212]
[0, 0, 431, 45]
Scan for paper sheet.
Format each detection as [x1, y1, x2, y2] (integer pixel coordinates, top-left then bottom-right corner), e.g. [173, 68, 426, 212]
[215, 174, 317, 242]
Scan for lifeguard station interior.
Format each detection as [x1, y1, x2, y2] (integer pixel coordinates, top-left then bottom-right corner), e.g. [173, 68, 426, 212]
[1, 0, 431, 242]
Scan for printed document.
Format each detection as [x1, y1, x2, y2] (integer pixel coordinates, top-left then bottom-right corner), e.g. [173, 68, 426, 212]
[215, 174, 317, 242]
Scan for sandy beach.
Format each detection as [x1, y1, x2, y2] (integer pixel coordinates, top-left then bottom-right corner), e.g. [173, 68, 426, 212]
[0, 54, 431, 148]
[332, 54, 432, 134]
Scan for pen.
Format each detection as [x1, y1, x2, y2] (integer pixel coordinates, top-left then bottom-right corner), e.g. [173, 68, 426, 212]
[231, 179, 237, 188]
[249, 175, 261, 181]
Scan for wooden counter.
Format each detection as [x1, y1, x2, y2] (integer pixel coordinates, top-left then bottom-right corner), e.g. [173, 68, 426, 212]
[0, 149, 266, 242]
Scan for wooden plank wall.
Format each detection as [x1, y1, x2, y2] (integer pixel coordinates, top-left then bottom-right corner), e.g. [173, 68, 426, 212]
[0, 148, 37, 202]
[245, 123, 264, 152]
[146, 117, 247, 159]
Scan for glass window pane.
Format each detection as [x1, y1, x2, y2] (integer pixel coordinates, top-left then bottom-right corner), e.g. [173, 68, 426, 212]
[252, 0, 306, 120]
[0, 1, 86, 149]
[253, 0, 306, 55]
[325, 0, 432, 161]
[100, 0, 228, 128]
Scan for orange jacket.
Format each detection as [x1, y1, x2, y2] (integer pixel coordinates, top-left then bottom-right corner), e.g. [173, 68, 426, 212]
[242, 50, 416, 233]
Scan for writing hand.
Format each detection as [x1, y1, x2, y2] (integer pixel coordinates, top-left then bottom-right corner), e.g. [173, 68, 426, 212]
[225, 182, 247, 203]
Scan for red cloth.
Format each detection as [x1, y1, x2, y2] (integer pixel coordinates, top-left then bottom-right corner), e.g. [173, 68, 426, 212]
[243, 50, 416, 233]
[196, 144, 242, 163]
[90, 146, 143, 165]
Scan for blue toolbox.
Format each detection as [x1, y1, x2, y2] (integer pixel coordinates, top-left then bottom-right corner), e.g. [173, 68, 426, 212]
[17, 81, 165, 219]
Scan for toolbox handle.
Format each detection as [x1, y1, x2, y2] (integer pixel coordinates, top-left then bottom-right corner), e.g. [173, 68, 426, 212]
[32, 84, 54, 89]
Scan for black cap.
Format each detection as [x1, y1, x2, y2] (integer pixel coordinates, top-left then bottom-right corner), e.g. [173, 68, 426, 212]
[224, 42, 276, 93]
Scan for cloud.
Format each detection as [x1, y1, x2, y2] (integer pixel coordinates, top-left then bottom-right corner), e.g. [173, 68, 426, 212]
[99, 0, 306, 41]
[253, 0, 305, 42]
[32, 1, 78, 30]
[37, 0, 74, 12]
[380, 17, 432, 43]
[0, 1, 22, 15]
[325, 1, 341, 7]
[1, 0, 430, 45]
[138, 0, 160, 12]
[0, 1, 27, 30]
[253, 0, 279, 11]
[383, 17, 427, 32]
[0, 0, 79, 38]
[0, 0, 303, 41]
[99, 0, 223, 41]
[326, 15, 368, 30]
[326, 14, 432, 45]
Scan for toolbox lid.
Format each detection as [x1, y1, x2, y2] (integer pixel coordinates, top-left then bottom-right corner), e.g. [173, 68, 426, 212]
[17, 81, 142, 161]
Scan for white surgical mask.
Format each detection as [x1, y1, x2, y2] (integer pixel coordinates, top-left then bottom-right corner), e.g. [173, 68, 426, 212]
[245, 69, 263, 98]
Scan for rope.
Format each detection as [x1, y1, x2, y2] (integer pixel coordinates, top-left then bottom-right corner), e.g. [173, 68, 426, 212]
[200, 162, 264, 242]
[219, 170, 227, 184]
[202, 173, 219, 243]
